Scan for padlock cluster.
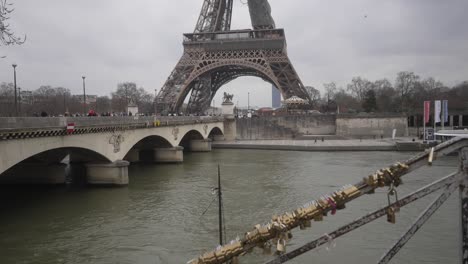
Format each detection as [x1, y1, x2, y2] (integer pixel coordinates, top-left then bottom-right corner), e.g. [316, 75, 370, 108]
[188, 185, 361, 264]
[364, 162, 409, 190]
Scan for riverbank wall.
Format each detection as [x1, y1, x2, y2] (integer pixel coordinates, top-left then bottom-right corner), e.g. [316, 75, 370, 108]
[235, 114, 408, 140]
[213, 139, 427, 152]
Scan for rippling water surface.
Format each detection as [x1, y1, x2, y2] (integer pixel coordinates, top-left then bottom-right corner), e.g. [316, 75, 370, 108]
[0, 150, 461, 263]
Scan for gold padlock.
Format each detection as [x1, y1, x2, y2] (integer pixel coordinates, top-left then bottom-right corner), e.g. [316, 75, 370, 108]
[299, 222, 306, 230]
[387, 207, 396, 224]
[276, 239, 286, 253]
[263, 245, 272, 255]
[313, 213, 323, 222]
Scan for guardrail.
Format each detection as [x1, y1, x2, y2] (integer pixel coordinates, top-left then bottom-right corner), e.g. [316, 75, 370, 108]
[0, 116, 224, 131]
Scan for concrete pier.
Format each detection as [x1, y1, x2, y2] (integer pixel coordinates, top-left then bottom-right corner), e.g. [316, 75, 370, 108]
[213, 135, 226, 141]
[85, 160, 129, 186]
[0, 163, 67, 184]
[223, 117, 237, 141]
[154, 147, 184, 163]
[190, 139, 212, 152]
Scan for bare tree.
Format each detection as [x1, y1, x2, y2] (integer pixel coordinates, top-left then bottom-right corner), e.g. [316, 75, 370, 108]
[0, 82, 14, 116]
[305, 86, 320, 106]
[335, 88, 361, 113]
[96, 96, 111, 114]
[421, 77, 443, 91]
[374, 79, 398, 112]
[323, 82, 337, 103]
[373, 78, 393, 91]
[0, 0, 25, 46]
[420, 77, 448, 100]
[347, 77, 373, 101]
[112, 82, 154, 114]
[395, 71, 420, 112]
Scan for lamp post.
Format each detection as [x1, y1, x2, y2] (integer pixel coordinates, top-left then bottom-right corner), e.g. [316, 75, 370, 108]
[12, 64, 17, 116]
[18, 87, 21, 115]
[63, 92, 67, 113]
[248, 92, 250, 111]
[82, 76, 86, 115]
[154, 89, 158, 115]
[125, 85, 128, 113]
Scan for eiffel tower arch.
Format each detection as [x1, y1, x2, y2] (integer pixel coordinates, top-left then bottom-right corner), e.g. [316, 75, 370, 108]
[156, 0, 311, 114]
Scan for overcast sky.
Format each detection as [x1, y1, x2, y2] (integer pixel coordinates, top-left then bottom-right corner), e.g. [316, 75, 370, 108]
[1, 0, 467, 108]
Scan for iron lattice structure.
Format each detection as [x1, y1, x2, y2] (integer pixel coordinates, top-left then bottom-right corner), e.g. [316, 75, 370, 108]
[156, 0, 310, 114]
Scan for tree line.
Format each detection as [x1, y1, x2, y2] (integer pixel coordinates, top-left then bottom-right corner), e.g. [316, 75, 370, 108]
[0, 82, 155, 117]
[306, 71, 468, 114]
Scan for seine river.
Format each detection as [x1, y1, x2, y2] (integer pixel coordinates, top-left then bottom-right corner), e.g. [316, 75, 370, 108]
[0, 149, 461, 264]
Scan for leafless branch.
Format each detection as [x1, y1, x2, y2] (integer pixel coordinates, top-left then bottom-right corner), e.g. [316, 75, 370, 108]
[0, 0, 26, 46]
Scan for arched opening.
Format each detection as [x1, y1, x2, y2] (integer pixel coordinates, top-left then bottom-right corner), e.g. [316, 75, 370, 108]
[175, 63, 280, 114]
[208, 127, 224, 141]
[123, 135, 173, 163]
[0, 147, 111, 185]
[179, 130, 205, 150]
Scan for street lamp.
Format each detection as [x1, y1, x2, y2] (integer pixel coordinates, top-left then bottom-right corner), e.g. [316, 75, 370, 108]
[154, 89, 158, 115]
[18, 87, 21, 115]
[82, 76, 86, 115]
[125, 85, 128, 111]
[12, 64, 17, 116]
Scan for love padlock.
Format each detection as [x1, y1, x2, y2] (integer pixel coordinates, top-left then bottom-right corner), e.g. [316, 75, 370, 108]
[386, 207, 396, 224]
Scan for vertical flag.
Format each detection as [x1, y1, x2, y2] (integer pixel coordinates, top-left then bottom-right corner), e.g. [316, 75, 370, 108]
[424, 101, 430, 124]
[443, 100, 449, 123]
[434, 100, 441, 123]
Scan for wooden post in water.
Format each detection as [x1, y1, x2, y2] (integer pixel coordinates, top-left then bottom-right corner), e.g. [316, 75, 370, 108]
[218, 164, 223, 246]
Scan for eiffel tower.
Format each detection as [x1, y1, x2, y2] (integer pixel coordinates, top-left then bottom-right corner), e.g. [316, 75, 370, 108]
[155, 0, 311, 114]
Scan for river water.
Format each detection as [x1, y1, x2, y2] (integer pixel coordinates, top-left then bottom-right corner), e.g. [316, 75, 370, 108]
[0, 150, 461, 264]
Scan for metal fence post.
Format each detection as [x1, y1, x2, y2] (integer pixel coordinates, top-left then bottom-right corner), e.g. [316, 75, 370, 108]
[461, 147, 468, 264]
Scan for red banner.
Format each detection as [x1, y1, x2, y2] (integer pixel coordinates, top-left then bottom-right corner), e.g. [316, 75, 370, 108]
[424, 101, 430, 124]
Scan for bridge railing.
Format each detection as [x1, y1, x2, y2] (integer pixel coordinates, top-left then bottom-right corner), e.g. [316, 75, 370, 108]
[0, 116, 224, 132]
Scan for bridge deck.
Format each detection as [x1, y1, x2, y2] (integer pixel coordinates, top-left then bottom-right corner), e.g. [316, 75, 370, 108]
[0, 116, 224, 140]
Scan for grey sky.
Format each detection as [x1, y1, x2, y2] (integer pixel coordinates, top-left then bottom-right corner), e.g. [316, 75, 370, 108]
[1, 0, 467, 108]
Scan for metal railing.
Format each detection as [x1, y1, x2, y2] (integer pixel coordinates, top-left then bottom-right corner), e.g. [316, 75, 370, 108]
[183, 28, 285, 43]
[0, 116, 224, 135]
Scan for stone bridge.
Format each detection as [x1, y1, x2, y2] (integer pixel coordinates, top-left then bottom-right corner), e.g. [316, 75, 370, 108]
[0, 116, 236, 186]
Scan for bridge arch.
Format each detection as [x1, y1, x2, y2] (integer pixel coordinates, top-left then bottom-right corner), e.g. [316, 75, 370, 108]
[178, 130, 205, 149]
[12, 147, 110, 166]
[0, 147, 111, 184]
[0, 137, 114, 177]
[122, 135, 174, 163]
[208, 126, 224, 140]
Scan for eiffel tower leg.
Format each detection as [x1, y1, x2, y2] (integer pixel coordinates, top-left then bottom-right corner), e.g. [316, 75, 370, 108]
[156, 58, 195, 115]
[266, 55, 311, 103]
[186, 74, 213, 114]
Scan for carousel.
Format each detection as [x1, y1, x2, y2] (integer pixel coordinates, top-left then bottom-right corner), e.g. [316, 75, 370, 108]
[282, 96, 310, 113]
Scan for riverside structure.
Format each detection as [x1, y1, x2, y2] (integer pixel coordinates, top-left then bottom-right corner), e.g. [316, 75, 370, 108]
[0, 116, 235, 185]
